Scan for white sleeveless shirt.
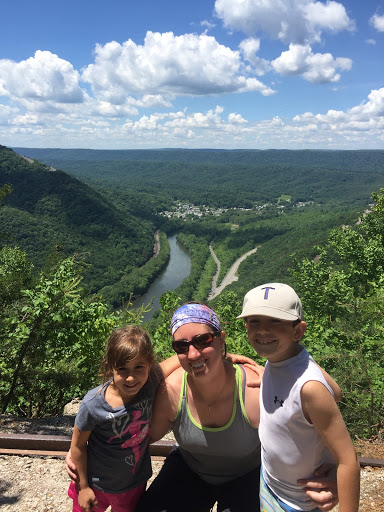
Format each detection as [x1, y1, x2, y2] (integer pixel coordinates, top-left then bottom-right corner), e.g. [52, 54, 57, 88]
[259, 346, 335, 511]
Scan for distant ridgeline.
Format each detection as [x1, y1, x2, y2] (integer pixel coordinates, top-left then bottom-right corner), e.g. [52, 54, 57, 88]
[13, 147, 384, 209]
[4, 145, 384, 305]
[0, 145, 161, 300]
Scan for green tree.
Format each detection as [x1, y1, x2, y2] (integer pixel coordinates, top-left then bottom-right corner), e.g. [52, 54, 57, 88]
[214, 291, 258, 361]
[150, 291, 182, 361]
[0, 183, 12, 242]
[290, 190, 384, 437]
[0, 183, 12, 203]
[0, 255, 120, 416]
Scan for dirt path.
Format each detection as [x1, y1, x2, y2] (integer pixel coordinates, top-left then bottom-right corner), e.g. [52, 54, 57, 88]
[153, 230, 160, 257]
[208, 246, 258, 300]
[208, 245, 221, 298]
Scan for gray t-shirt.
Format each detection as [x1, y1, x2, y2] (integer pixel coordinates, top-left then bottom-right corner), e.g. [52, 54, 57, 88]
[75, 364, 163, 493]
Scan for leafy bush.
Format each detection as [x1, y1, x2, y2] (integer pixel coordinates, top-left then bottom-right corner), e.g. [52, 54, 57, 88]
[290, 189, 384, 438]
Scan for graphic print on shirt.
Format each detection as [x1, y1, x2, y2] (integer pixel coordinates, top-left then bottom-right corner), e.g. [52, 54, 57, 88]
[107, 400, 150, 474]
[273, 396, 284, 407]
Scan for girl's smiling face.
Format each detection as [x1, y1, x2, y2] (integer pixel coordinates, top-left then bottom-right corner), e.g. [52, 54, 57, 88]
[112, 355, 150, 402]
[246, 315, 306, 363]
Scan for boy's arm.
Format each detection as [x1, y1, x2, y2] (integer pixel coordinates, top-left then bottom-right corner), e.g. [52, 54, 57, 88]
[158, 354, 180, 378]
[242, 366, 261, 427]
[298, 463, 338, 511]
[70, 426, 98, 512]
[301, 381, 360, 512]
[228, 353, 264, 387]
[317, 365, 342, 402]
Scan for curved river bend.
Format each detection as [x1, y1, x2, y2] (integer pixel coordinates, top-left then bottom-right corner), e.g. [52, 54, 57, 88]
[133, 234, 191, 321]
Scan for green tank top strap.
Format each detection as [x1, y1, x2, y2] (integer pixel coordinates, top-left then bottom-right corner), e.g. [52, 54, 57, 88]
[174, 371, 187, 421]
[174, 364, 253, 428]
[237, 364, 254, 427]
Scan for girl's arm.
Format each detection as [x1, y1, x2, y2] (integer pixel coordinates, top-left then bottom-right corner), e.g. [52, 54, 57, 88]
[301, 381, 360, 512]
[70, 426, 98, 512]
[159, 354, 180, 378]
[65, 448, 78, 481]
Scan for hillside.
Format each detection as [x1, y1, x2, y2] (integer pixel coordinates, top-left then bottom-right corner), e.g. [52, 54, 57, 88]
[0, 145, 156, 295]
[4, 146, 384, 305]
[13, 148, 384, 209]
[7, 146, 384, 305]
[12, 147, 384, 171]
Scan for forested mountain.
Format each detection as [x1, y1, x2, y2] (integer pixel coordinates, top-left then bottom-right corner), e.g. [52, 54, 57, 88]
[5, 145, 384, 306]
[12, 147, 384, 171]
[14, 147, 384, 208]
[0, 145, 158, 295]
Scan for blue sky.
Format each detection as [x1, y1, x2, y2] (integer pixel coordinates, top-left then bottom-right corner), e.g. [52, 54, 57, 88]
[0, 0, 383, 149]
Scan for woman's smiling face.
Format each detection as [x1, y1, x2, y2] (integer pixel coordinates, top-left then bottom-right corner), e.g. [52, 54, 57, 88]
[172, 322, 224, 377]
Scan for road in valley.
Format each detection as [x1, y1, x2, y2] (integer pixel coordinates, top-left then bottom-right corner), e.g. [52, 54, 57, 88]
[208, 246, 258, 300]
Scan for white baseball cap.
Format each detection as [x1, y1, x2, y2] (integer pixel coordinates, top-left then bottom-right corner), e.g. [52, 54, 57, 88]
[237, 283, 303, 321]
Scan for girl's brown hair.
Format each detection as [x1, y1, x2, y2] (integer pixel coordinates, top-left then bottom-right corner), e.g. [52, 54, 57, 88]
[100, 325, 154, 383]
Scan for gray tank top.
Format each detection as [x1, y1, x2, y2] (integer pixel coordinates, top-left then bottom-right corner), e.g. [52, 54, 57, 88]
[173, 364, 261, 484]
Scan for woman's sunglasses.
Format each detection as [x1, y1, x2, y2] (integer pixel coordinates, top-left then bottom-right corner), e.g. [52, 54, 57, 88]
[172, 331, 221, 354]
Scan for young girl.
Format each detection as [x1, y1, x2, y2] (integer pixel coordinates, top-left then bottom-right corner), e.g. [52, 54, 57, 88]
[68, 325, 179, 512]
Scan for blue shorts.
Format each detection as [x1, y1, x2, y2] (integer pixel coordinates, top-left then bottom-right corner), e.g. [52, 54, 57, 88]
[259, 471, 321, 512]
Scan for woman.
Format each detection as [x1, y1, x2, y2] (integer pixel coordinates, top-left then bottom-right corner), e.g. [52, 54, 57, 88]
[67, 303, 338, 512]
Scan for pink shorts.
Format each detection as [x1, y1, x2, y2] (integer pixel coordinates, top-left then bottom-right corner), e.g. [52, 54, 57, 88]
[68, 480, 146, 512]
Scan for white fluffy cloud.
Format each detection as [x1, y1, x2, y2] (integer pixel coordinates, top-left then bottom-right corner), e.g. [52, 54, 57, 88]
[242, 88, 384, 148]
[201, 20, 216, 30]
[370, 13, 384, 32]
[0, 104, 19, 125]
[2, 89, 384, 149]
[81, 31, 275, 100]
[271, 44, 352, 83]
[215, 0, 354, 44]
[0, 51, 84, 103]
[10, 113, 40, 126]
[239, 37, 272, 75]
[124, 106, 251, 144]
[293, 88, 384, 129]
[0, 31, 276, 126]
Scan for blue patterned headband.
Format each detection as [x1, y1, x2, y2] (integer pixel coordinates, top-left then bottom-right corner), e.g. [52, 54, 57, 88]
[170, 303, 222, 336]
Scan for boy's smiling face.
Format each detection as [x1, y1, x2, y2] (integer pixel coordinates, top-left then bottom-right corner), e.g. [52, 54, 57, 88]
[245, 315, 307, 363]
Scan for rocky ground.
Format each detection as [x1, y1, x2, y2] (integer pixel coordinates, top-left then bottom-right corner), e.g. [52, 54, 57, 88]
[0, 414, 383, 511]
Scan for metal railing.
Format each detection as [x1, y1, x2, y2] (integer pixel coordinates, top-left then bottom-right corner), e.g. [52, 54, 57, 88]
[0, 433, 174, 458]
[0, 433, 383, 467]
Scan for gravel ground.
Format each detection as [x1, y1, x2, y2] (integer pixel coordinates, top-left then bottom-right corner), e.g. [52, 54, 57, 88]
[0, 414, 383, 511]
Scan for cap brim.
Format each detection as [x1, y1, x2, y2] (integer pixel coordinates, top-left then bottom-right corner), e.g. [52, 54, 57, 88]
[237, 307, 300, 321]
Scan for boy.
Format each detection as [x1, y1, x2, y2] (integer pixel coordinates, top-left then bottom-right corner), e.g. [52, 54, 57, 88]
[237, 283, 360, 512]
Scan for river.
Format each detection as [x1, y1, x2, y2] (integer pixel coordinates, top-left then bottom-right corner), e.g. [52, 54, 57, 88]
[133, 234, 191, 322]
